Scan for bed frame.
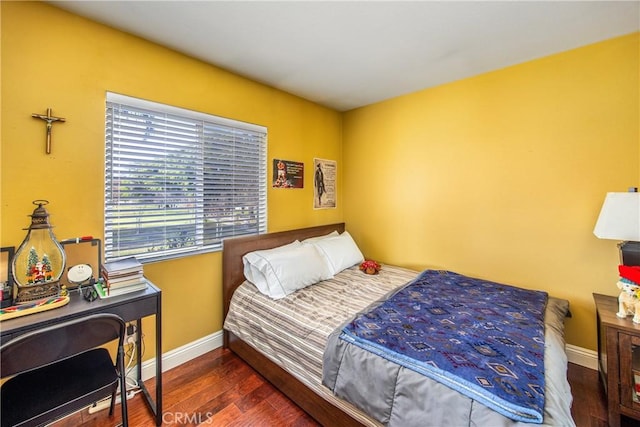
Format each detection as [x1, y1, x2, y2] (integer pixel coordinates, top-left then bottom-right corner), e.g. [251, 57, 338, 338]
[222, 222, 365, 426]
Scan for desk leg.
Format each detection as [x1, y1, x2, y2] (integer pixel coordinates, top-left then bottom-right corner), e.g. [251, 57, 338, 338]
[136, 317, 143, 388]
[136, 294, 162, 425]
[155, 293, 162, 426]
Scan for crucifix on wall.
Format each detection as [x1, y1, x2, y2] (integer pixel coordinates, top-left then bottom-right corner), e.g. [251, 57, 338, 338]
[32, 108, 65, 154]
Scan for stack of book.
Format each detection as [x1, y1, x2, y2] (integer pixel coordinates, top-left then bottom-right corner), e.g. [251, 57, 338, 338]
[97, 257, 147, 298]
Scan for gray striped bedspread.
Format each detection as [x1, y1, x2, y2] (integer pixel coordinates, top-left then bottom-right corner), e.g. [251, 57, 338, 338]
[223, 265, 574, 426]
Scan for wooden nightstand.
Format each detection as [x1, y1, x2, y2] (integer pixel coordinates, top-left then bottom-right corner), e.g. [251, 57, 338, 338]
[594, 293, 640, 427]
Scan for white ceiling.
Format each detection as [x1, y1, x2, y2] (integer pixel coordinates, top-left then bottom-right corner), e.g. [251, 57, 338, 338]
[50, 1, 639, 112]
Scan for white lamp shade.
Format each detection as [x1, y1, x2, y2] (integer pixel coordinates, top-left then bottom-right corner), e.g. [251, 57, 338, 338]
[593, 192, 640, 241]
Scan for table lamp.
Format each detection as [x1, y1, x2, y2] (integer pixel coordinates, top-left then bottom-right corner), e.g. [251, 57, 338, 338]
[593, 190, 640, 266]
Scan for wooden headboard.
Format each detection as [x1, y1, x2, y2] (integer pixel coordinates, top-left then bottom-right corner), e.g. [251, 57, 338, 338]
[222, 222, 345, 345]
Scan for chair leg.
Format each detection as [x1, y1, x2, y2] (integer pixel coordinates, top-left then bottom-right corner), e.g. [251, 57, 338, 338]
[118, 346, 129, 427]
[109, 386, 116, 416]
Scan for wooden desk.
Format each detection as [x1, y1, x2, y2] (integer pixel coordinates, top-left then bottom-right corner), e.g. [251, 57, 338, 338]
[0, 280, 162, 426]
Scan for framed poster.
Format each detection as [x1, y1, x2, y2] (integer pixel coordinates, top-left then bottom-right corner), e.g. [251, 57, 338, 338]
[273, 159, 304, 188]
[314, 158, 336, 209]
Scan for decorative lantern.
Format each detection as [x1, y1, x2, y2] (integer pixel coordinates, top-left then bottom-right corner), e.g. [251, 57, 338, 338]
[11, 200, 66, 303]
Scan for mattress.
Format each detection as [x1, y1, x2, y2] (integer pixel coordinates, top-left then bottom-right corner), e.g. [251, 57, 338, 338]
[224, 264, 417, 425]
[223, 265, 574, 426]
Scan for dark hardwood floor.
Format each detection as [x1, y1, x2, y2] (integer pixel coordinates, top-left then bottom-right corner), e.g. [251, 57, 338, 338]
[52, 348, 617, 426]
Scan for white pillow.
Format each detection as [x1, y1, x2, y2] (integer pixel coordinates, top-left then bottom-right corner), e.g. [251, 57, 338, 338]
[310, 231, 364, 275]
[302, 230, 339, 243]
[243, 240, 300, 291]
[242, 241, 333, 299]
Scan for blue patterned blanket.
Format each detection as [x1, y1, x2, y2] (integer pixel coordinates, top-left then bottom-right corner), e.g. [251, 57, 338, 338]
[340, 270, 548, 423]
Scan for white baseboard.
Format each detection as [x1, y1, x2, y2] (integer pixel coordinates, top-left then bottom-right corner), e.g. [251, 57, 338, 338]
[565, 343, 598, 370]
[137, 330, 223, 382]
[132, 330, 598, 383]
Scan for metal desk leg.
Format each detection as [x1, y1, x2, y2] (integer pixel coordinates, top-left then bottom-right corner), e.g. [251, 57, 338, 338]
[136, 293, 162, 425]
[155, 292, 162, 426]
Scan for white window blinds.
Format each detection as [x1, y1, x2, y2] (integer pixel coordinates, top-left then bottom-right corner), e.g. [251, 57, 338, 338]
[105, 92, 267, 262]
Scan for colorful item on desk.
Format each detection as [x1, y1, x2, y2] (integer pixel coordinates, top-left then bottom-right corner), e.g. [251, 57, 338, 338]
[0, 295, 70, 321]
[12, 201, 66, 303]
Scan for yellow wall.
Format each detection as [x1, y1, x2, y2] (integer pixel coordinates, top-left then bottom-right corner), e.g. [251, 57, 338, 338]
[0, 2, 343, 356]
[2, 2, 638, 356]
[343, 33, 639, 350]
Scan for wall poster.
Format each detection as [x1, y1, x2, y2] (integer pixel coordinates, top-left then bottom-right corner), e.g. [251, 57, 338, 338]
[314, 158, 336, 209]
[272, 159, 304, 189]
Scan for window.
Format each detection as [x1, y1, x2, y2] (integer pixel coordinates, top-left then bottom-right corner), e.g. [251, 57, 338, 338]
[105, 93, 267, 262]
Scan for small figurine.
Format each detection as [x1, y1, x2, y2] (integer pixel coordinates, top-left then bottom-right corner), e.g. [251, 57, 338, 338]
[616, 278, 640, 323]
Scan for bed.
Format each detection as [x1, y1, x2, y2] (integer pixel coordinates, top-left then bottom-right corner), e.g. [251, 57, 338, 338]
[222, 223, 574, 426]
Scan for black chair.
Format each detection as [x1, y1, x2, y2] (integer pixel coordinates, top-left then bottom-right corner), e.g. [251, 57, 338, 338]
[0, 313, 129, 427]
